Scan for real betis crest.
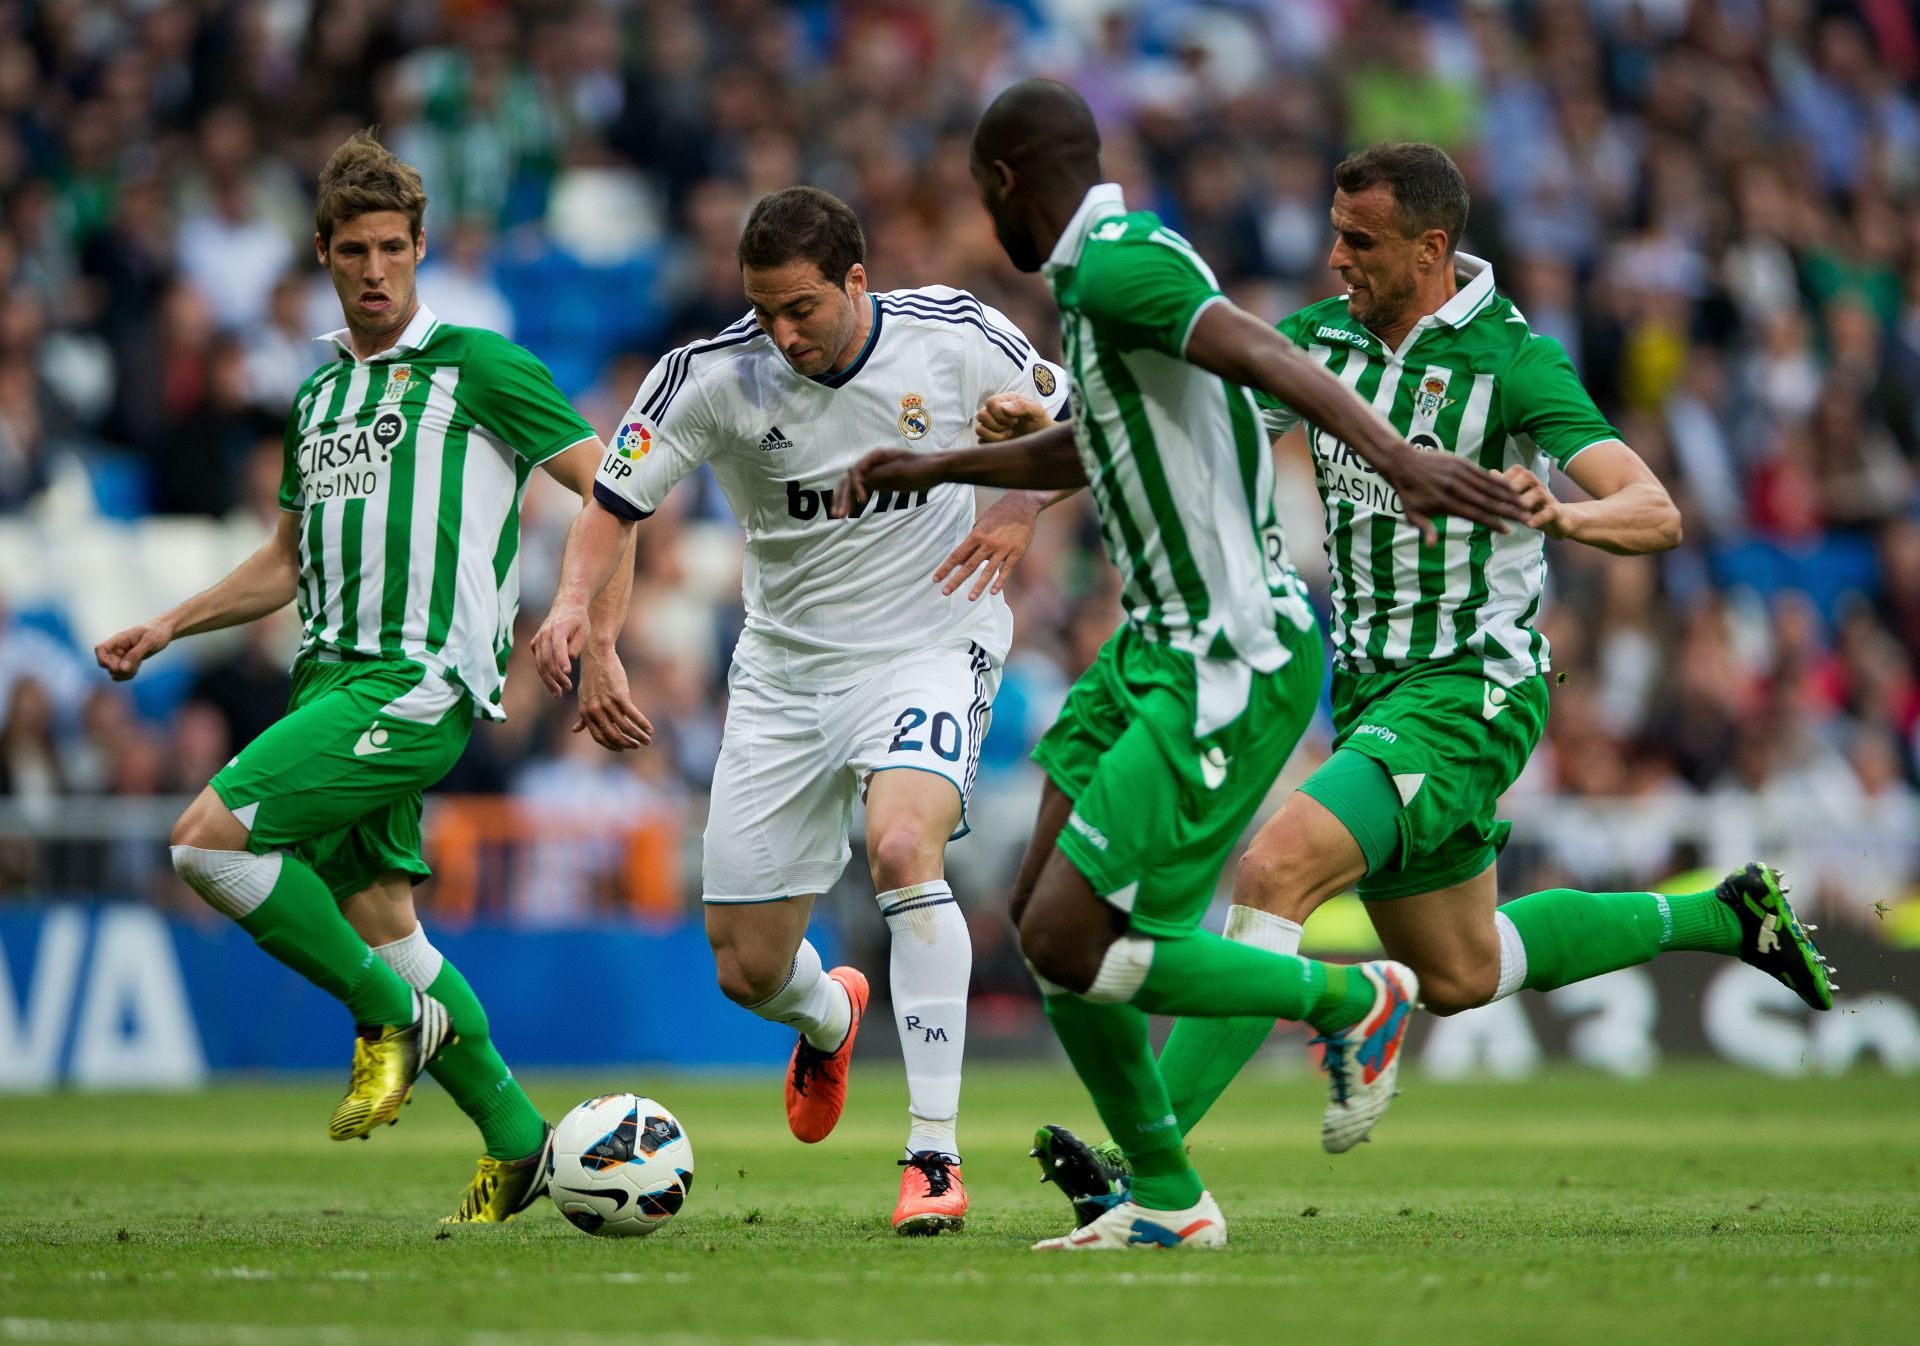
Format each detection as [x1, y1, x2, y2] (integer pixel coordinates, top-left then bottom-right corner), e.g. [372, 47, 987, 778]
[380, 364, 413, 402]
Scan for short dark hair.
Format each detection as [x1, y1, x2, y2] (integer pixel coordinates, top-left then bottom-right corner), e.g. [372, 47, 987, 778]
[1333, 143, 1469, 254]
[315, 129, 427, 244]
[736, 186, 865, 283]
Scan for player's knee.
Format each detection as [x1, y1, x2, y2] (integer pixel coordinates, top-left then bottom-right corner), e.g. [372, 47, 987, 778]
[1413, 962, 1498, 1017]
[712, 942, 792, 1007]
[867, 825, 942, 894]
[1016, 903, 1101, 994]
[1234, 833, 1320, 923]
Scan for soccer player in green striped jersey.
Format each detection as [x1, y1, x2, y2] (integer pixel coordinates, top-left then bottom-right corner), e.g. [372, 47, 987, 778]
[94, 132, 645, 1223]
[836, 81, 1527, 1250]
[1016, 144, 1838, 1221]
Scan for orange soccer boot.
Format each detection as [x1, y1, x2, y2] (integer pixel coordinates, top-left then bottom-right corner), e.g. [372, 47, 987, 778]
[784, 966, 869, 1143]
[892, 1151, 967, 1236]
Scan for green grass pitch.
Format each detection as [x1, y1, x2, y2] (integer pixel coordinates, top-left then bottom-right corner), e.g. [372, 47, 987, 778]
[1, 1064, 1914, 1346]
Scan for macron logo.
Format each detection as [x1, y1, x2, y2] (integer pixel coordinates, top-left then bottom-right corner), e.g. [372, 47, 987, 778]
[1316, 325, 1372, 348]
[353, 723, 391, 758]
[759, 426, 794, 452]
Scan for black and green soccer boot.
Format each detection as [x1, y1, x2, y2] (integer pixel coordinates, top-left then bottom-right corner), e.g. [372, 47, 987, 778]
[1030, 1124, 1130, 1227]
[1715, 864, 1836, 1011]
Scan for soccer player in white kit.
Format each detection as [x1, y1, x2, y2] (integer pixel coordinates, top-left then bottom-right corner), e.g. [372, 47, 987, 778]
[532, 187, 1069, 1234]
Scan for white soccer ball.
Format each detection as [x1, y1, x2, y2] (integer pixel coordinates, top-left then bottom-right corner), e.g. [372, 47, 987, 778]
[549, 1093, 695, 1237]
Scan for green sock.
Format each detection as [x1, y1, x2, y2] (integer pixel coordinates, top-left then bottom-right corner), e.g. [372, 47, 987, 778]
[1133, 931, 1374, 1035]
[1159, 1013, 1275, 1137]
[1042, 992, 1203, 1211]
[236, 857, 414, 1026]
[421, 960, 548, 1160]
[1501, 886, 1740, 992]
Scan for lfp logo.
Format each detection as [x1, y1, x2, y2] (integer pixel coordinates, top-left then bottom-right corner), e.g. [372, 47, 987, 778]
[615, 422, 653, 460]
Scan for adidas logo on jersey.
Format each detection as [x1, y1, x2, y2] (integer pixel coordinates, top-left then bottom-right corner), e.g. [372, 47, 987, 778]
[759, 426, 794, 452]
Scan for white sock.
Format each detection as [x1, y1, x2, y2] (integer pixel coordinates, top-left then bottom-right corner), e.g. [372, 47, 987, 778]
[371, 924, 444, 990]
[744, 938, 851, 1051]
[1223, 903, 1303, 956]
[877, 881, 969, 1160]
[1491, 911, 1528, 1002]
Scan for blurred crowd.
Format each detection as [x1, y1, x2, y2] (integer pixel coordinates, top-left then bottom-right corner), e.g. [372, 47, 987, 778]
[1, 0, 1918, 927]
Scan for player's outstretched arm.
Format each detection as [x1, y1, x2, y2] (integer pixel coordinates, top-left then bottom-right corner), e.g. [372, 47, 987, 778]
[533, 499, 638, 699]
[831, 427, 1088, 520]
[1504, 440, 1682, 556]
[1184, 301, 1527, 545]
[94, 512, 302, 681]
[542, 441, 651, 750]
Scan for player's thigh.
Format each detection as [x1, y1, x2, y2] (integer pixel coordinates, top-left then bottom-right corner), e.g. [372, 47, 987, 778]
[210, 659, 469, 855]
[846, 640, 998, 854]
[339, 870, 421, 948]
[1008, 777, 1076, 926]
[701, 668, 854, 903]
[704, 893, 818, 1003]
[1363, 863, 1501, 1013]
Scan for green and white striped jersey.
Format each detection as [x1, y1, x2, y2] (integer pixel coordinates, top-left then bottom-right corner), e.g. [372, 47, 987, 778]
[1259, 256, 1618, 687]
[1044, 183, 1315, 673]
[279, 305, 596, 719]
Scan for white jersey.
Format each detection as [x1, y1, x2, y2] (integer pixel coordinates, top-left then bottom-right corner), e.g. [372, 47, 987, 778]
[594, 286, 1070, 689]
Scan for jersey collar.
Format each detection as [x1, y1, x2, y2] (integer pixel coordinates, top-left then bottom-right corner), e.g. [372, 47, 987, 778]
[319, 303, 441, 364]
[1366, 253, 1497, 362]
[1043, 182, 1127, 276]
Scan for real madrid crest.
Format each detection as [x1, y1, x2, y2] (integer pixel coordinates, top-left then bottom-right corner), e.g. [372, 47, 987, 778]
[1032, 365, 1056, 397]
[898, 393, 930, 441]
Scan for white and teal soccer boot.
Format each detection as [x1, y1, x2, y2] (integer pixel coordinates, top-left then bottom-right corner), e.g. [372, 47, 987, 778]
[1314, 959, 1419, 1154]
[1031, 1190, 1226, 1251]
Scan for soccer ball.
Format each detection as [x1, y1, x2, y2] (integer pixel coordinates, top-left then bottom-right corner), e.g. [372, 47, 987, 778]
[548, 1093, 695, 1237]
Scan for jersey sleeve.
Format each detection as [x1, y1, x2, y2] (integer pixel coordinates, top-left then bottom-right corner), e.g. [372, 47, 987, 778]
[1499, 335, 1620, 467]
[968, 295, 1071, 422]
[592, 352, 723, 521]
[1074, 231, 1229, 359]
[1254, 312, 1312, 439]
[458, 332, 598, 465]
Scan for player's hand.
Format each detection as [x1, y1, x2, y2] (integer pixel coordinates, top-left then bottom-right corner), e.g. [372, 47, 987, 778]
[936, 491, 1042, 599]
[94, 618, 174, 681]
[574, 644, 653, 751]
[1381, 446, 1527, 546]
[831, 448, 941, 519]
[1502, 465, 1575, 539]
[975, 394, 1052, 443]
[532, 601, 591, 696]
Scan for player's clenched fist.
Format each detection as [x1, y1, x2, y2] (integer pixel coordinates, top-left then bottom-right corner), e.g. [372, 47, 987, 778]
[975, 393, 1051, 443]
[95, 619, 174, 681]
[1502, 465, 1573, 538]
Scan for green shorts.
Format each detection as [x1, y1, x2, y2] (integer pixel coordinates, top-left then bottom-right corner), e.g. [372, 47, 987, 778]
[210, 652, 472, 901]
[1033, 621, 1322, 937]
[1301, 654, 1548, 901]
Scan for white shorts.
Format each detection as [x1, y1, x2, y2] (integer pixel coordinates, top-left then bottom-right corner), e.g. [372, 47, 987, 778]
[701, 641, 1000, 903]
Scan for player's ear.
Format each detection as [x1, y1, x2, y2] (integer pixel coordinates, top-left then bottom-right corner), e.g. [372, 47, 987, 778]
[313, 232, 328, 267]
[843, 262, 867, 301]
[414, 226, 427, 264]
